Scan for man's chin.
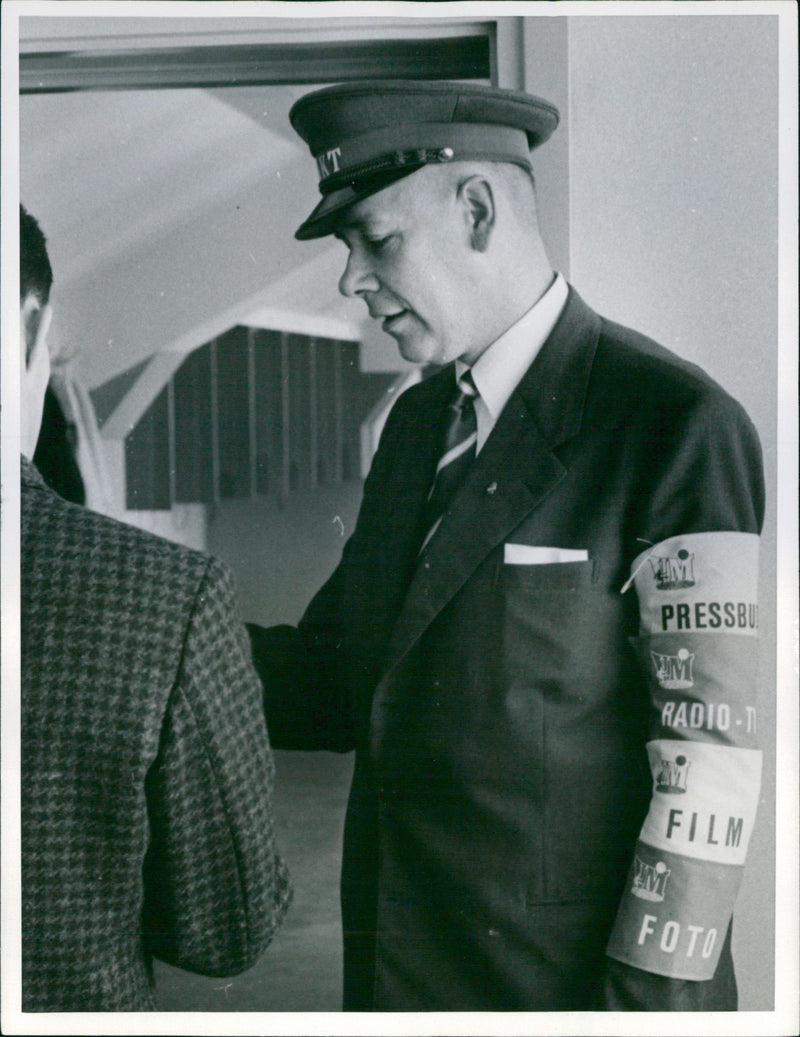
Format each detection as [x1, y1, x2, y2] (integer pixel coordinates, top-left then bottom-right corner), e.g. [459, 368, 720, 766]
[392, 334, 439, 366]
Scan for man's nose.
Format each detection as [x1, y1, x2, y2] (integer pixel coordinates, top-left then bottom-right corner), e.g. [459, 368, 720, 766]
[338, 248, 379, 299]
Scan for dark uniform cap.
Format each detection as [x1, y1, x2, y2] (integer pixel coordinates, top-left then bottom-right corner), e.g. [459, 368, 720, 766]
[290, 79, 560, 240]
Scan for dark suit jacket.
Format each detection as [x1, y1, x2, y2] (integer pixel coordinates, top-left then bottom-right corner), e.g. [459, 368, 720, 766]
[250, 287, 764, 1011]
[21, 457, 291, 1011]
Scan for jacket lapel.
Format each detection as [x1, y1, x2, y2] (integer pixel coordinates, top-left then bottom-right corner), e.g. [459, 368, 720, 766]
[381, 286, 602, 676]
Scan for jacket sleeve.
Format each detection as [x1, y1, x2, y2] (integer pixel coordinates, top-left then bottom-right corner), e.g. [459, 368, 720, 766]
[247, 580, 356, 753]
[603, 387, 765, 1010]
[142, 557, 292, 975]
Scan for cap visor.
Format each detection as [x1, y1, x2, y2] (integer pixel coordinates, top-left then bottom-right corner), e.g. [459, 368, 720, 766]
[295, 167, 422, 240]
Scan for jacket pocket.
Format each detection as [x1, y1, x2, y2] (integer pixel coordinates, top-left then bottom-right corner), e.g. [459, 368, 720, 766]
[502, 558, 594, 593]
[500, 559, 598, 685]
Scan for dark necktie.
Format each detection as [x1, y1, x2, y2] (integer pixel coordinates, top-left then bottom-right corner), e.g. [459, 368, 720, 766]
[419, 371, 478, 552]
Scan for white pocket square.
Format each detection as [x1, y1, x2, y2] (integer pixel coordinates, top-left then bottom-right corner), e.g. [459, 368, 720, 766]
[504, 544, 589, 565]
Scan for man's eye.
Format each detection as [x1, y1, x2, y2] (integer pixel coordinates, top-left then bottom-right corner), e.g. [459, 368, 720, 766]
[365, 235, 392, 253]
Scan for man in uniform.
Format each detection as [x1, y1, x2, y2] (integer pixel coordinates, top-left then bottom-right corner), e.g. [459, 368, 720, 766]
[248, 80, 764, 1011]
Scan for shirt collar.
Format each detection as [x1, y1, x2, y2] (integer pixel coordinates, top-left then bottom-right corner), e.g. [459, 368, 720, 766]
[456, 272, 569, 422]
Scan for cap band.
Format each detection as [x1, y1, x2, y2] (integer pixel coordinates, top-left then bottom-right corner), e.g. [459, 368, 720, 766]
[290, 79, 559, 239]
[315, 123, 531, 191]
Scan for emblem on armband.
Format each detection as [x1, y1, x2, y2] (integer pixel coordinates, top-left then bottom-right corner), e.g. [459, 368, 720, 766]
[655, 753, 691, 794]
[651, 647, 695, 689]
[649, 549, 695, 590]
[632, 857, 671, 902]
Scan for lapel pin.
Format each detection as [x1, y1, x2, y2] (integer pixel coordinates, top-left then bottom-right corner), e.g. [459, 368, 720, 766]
[485, 481, 498, 496]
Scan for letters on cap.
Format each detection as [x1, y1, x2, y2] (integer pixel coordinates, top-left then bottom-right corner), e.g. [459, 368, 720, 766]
[289, 79, 560, 240]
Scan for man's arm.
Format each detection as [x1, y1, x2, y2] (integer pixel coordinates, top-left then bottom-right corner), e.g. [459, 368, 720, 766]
[247, 601, 357, 752]
[603, 388, 765, 1010]
[142, 557, 292, 976]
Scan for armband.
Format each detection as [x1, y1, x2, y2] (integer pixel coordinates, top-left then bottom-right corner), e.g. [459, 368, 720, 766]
[607, 531, 761, 980]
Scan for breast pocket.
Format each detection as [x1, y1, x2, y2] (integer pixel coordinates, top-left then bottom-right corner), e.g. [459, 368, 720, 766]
[503, 559, 595, 593]
[501, 560, 596, 682]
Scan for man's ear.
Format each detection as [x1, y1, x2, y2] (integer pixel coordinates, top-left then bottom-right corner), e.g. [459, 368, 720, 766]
[21, 297, 52, 390]
[21, 295, 50, 366]
[20, 297, 52, 459]
[458, 176, 496, 253]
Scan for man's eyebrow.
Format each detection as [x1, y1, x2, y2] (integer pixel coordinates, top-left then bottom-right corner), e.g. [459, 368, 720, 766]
[333, 218, 364, 240]
[334, 217, 389, 243]
[338, 214, 371, 231]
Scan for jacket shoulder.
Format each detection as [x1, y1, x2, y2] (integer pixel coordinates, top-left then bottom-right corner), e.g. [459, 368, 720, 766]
[21, 477, 233, 642]
[591, 317, 759, 434]
[23, 477, 212, 578]
[586, 316, 764, 534]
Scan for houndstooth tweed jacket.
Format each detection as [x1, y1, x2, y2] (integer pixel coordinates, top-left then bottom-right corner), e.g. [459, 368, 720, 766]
[21, 456, 291, 1011]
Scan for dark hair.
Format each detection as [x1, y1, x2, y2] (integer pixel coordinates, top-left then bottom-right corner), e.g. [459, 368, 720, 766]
[20, 204, 53, 305]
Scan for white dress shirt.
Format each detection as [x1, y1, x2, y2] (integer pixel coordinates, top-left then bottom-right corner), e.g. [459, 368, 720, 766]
[456, 272, 569, 453]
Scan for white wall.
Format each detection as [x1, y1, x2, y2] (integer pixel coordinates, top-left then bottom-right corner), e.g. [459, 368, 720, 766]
[500, 16, 571, 277]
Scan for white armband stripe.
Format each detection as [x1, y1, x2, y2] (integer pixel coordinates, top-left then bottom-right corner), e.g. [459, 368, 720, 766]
[640, 741, 762, 864]
[632, 531, 759, 637]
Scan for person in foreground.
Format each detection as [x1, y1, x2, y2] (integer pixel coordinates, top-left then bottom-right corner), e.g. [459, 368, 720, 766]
[19, 205, 291, 1011]
[248, 81, 765, 1011]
